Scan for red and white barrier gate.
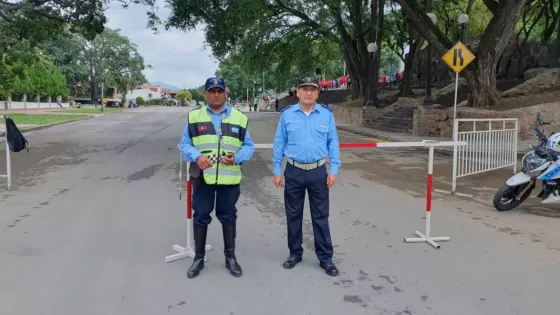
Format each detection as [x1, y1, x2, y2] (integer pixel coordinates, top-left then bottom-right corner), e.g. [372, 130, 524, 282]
[165, 154, 212, 263]
[338, 140, 466, 249]
[165, 139, 466, 261]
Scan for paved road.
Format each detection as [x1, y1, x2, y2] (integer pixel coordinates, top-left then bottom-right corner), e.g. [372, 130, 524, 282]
[1, 107, 559, 315]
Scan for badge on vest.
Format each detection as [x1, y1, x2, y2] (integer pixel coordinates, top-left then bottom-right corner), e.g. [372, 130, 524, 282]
[231, 127, 239, 134]
[198, 125, 208, 132]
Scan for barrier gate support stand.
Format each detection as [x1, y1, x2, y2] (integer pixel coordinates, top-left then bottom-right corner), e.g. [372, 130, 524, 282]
[1, 115, 12, 191]
[339, 140, 465, 249]
[402, 145, 450, 249]
[165, 158, 212, 263]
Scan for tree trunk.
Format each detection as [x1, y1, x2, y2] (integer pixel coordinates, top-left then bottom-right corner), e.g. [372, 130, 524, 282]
[341, 41, 368, 99]
[464, 0, 528, 107]
[394, 0, 528, 107]
[463, 57, 500, 108]
[400, 38, 423, 97]
[371, 0, 385, 105]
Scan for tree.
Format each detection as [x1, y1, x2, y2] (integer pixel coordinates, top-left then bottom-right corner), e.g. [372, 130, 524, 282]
[0, 0, 160, 43]
[0, 42, 68, 99]
[393, 0, 531, 107]
[188, 87, 204, 104]
[162, 0, 387, 101]
[38, 28, 148, 102]
[176, 90, 192, 105]
[39, 31, 90, 98]
[82, 29, 149, 102]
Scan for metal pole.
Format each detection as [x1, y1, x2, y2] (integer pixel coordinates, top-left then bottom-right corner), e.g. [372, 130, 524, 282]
[425, 145, 434, 239]
[101, 81, 104, 113]
[165, 159, 212, 263]
[403, 143, 450, 249]
[5, 126, 11, 191]
[186, 161, 194, 251]
[365, 52, 375, 107]
[452, 71, 459, 194]
[513, 119, 518, 174]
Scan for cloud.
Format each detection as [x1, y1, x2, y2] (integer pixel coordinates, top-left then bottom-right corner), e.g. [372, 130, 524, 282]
[104, 0, 219, 89]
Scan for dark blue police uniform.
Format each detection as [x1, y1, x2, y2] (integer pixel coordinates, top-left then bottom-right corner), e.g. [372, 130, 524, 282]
[272, 79, 341, 276]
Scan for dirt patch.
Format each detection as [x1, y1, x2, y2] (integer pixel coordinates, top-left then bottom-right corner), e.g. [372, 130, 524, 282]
[492, 90, 560, 111]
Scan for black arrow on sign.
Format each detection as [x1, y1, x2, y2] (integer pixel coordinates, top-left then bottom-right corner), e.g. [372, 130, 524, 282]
[453, 48, 464, 67]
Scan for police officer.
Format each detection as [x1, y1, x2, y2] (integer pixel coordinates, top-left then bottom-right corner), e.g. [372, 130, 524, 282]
[272, 76, 341, 276]
[179, 77, 255, 278]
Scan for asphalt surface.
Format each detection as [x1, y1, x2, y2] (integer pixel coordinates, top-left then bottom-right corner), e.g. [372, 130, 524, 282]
[1, 107, 559, 315]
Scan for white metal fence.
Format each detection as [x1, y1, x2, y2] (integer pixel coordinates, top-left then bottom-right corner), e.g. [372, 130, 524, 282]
[451, 118, 518, 193]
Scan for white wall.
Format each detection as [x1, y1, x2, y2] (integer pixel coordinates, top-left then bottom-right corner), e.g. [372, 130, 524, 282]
[125, 88, 161, 102]
[3, 101, 70, 110]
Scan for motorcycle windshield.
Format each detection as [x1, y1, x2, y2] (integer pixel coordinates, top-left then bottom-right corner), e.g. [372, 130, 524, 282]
[523, 151, 548, 171]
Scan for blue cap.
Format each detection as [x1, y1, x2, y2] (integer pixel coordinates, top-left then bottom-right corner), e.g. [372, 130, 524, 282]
[205, 77, 226, 91]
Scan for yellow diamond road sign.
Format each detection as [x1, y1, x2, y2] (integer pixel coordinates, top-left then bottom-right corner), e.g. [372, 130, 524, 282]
[442, 42, 475, 73]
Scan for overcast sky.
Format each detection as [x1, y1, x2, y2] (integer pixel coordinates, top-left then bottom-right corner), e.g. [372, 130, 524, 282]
[104, 1, 218, 89]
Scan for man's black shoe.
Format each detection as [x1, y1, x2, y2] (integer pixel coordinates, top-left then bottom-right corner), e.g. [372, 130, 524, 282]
[282, 256, 302, 269]
[320, 262, 339, 276]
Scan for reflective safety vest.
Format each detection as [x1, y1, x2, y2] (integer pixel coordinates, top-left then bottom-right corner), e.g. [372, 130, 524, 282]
[188, 106, 249, 185]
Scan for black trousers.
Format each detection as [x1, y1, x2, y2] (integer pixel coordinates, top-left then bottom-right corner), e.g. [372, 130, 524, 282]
[192, 180, 240, 227]
[284, 163, 334, 264]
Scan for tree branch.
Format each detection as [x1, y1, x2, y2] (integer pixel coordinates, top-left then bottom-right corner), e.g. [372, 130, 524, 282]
[483, 0, 499, 14]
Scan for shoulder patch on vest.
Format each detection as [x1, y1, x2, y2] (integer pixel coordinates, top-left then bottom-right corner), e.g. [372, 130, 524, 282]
[320, 103, 333, 112]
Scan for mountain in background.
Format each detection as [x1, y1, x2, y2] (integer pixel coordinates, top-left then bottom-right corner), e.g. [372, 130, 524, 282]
[149, 81, 183, 91]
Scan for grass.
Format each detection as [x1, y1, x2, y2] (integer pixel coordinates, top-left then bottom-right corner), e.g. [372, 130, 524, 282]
[4, 113, 88, 126]
[57, 108, 123, 114]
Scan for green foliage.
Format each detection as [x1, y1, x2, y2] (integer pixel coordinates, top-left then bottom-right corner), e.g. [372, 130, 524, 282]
[0, 0, 160, 48]
[176, 90, 193, 105]
[187, 88, 204, 103]
[215, 38, 346, 100]
[0, 42, 69, 98]
[37, 28, 149, 99]
[147, 98, 163, 105]
[82, 29, 149, 97]
[136, 96, 146, 105]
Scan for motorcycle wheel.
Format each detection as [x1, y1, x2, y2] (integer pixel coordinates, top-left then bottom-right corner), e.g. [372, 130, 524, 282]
[492, 182, 533, 211]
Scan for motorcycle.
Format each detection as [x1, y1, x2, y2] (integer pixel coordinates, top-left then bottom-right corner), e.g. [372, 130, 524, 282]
[493, 113, 560, 211]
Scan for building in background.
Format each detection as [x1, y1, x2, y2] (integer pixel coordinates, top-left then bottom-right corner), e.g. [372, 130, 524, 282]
[125, 84, 179, 103]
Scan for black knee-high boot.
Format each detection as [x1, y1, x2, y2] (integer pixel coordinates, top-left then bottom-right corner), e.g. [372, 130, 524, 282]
[187, 225, 207, 278]
[222, 224, 242, 277]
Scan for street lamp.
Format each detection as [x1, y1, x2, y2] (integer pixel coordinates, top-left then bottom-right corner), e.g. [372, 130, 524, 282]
[365, 42, 378, 107]
[458, 14, 469, 42]
[424, 13, 437, 106]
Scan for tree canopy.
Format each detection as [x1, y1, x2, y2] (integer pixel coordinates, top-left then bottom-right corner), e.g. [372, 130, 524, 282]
[154, 0, 560, 107]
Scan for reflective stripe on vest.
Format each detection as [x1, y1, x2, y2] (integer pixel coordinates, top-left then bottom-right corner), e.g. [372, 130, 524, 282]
[188, 107, 248, 185]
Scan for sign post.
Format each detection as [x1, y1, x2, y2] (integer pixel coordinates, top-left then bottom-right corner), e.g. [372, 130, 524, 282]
[441, 42, 475, 194]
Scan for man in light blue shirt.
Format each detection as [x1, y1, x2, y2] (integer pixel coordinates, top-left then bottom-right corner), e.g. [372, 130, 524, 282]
[272, 75, 341, 277]
[178, 77, 254, 279]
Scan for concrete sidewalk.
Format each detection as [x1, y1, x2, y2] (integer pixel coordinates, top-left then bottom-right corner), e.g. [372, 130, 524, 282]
[337, 123, 534, 157]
